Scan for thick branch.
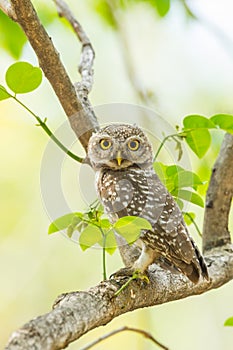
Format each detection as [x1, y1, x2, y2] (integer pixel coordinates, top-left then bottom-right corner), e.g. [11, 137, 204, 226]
[5, 247, 233, 350]
[203, 133, 233, 251]
[10, 0, 99, 151]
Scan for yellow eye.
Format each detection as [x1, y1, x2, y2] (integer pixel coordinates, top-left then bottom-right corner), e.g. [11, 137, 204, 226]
[100, 139, 112, 150]
[128, 139, 140, 151]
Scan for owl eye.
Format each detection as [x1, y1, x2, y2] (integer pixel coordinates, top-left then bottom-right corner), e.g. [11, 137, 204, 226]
[100, 139, 112, 150]
[128, 139, 140, 151]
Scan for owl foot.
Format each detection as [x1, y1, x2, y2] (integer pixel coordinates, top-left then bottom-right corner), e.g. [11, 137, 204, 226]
[111, 268, 149, 296]
[110, 266, 135, 279]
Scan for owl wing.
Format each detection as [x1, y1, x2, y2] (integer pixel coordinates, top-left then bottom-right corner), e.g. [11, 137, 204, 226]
[141, 193, 209, 283]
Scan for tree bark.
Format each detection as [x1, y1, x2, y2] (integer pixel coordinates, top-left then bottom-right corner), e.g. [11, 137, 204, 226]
[203, 133, 233, 251]
[2, 1, 233, 349]
[4, 248, 233, 350]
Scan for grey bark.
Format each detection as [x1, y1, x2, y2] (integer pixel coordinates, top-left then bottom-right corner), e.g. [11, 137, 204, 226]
[4, 247, 233, 350]
[203, 133, 233, 251]
[1, 0, 233, 349]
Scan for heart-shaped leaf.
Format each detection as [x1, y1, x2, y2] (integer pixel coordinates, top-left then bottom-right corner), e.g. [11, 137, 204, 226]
[6, 62, 42, 94]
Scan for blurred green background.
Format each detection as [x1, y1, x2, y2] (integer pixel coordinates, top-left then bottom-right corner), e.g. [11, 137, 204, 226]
[0, 0, 233, 349]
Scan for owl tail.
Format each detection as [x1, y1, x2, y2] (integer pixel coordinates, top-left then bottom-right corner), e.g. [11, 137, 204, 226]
[184, 241, 209, 284]
[192, 242, 210, 282]
[171, 244, 209, 284]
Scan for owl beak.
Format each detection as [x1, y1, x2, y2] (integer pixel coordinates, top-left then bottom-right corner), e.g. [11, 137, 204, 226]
[116, 151, 123, 166]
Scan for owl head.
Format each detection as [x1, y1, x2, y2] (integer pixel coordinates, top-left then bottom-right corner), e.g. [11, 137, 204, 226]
[87, 123, 153, 170]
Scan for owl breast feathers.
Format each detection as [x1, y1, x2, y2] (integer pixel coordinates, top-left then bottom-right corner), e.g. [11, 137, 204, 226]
[88, 123, 209, 283]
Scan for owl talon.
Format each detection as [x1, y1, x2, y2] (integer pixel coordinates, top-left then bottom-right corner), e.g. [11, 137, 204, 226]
[110, 267, 149, 281]
[110, 267, 135, 279]
[113, 269, 149, 296]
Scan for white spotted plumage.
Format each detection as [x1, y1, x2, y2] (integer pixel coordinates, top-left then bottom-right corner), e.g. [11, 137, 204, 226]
[88, 124, 209, 283]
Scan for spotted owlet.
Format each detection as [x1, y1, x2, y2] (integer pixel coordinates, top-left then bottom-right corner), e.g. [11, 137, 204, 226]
[87, 123, 209, 283]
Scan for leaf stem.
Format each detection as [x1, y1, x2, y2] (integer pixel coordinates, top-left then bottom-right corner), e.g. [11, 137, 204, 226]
[183, 212, 202, 237]
[153, 133, 183, 161]
[100, 227, 107, 280]
[12, 95, 84, 163]
[114, 275, 136, 296]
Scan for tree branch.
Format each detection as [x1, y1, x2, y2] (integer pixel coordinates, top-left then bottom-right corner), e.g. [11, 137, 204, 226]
[10, 0, 99, 151]
[4, 247, 233, 350]
[80, 326, 169, 350]
[203, 133, 233, 251]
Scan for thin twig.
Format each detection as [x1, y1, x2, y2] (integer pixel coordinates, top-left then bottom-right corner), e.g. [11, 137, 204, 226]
[12, 95, 83, 163]
[80, 326, 169, 350]
[153, 133, 179, 161]
[53, 0, 95, 94]
[0, 0, 16, 19]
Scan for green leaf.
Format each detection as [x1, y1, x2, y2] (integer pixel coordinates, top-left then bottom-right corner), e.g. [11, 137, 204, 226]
[172, 189, 204, 207]
[6, 62, 42, 94]
[165, 165, 183, 176]
[224, 317, 233, 327]
[100, 219, 111, 229]
[149, 0, 170, 17]
[66, 215, 83, 237]
[153, 162, 167, 183]
[185, 129, 211, 158]
[48, 213, 82, 234]
[154, 163, 203, 192]
[0, 10, 27, 59]
[210, 114, 233, 134]
[183, 212, 196, 226]
[183, 115, 216, 129]
[172, 168, 203, 189]
[153, 162, 175, 191]
[0, 85, 11, 101]
[79, 225, 102, 251]
[114, 216, 152, 244]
